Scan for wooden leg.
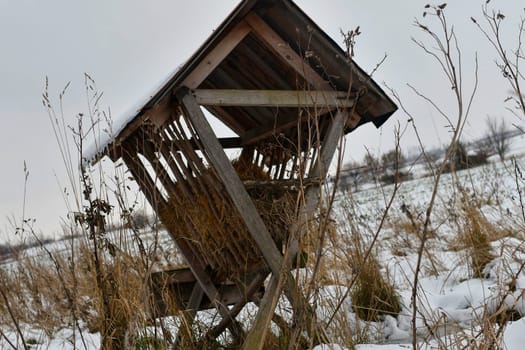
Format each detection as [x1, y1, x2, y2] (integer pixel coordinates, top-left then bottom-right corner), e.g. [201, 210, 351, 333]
[242, 274, 282, 350]
[205, 271, 269, 340]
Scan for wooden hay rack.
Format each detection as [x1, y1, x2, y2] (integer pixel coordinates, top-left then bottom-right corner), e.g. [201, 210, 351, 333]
[87, 0, 397, 347]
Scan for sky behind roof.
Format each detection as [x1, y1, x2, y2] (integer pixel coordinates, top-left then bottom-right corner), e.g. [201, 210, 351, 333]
[0, 0, 522, 242]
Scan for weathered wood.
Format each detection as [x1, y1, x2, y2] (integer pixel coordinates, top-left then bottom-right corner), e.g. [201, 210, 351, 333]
[287, 110, 350, 344]
[172, 239, 245, 341]
[178, 88, 285, 277]
[242, 275, 281, 350]
[244, 110, 349, 348]
[188, 136, 242, 150]
[124, 138, 243, 340]
[193, 89, 354, 108]
[240, 108, 334, 146]
[205, 271, 269, 340]
[245, 13, 332, 91]
[347, 111, 362, 129]
[121, 143, 167, 208]
[179, 89, 323, 346]
[186, 284, 204, 316]
[183, 21, 252, 89]
[310, 110, 348, 180]
[250, 294, 310, 349]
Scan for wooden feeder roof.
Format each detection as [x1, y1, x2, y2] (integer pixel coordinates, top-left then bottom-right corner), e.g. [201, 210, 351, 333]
[86, 0, 397, 163]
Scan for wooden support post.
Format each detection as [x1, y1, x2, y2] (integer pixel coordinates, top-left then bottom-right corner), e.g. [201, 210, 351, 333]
[205, 271, 269, 340]
[245, 110, 349, 347]
[304, 110, 349, 214]
[242, 275, 282, 350]
[291, 110, 351, 341]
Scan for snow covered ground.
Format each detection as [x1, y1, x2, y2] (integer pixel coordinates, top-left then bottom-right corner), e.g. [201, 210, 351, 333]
[2, 136, 525, 349]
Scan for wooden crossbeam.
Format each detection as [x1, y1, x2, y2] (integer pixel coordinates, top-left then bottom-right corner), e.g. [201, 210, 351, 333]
[193, 89, 354, 108]
[240, 108, 330, 145]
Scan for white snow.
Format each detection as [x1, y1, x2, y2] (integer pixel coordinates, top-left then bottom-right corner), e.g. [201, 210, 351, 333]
[4, 137, 525, 349]
[82, 64, 182, 165]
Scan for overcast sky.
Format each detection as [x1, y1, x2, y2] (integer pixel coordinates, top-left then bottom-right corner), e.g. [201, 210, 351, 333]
[0, 0, 522, 242]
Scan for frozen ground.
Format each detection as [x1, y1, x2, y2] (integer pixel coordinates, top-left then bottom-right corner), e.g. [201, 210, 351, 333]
[2, 136, 525, 349]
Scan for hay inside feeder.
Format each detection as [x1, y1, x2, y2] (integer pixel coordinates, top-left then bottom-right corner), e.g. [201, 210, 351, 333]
[161, 157, 296, 280]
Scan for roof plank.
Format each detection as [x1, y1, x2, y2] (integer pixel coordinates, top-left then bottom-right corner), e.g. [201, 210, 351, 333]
[245, 12, 332, 91]
[182, 20, 252, 89]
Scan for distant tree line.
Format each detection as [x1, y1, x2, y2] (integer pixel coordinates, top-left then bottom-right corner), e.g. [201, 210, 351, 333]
[339, 116, 518, 191]
[0, 237, 55, 262]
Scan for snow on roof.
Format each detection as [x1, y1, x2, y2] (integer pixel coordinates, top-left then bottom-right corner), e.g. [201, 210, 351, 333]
[82, 65, 182, 166]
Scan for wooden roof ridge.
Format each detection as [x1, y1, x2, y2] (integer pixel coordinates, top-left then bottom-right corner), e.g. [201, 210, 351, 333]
[84, 0, 397, 164]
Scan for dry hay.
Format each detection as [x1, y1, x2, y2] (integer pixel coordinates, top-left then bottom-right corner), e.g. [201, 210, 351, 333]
[159, 157, 296, 281]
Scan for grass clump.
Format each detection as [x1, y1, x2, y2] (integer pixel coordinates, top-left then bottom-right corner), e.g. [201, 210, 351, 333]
[350, 253, 401, 322]
[449, 195, 499, 279]
[461, 207, 495, 279]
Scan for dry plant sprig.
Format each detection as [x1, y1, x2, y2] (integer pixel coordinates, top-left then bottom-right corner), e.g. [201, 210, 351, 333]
[0, 271, 27, 350]
[472, 5, 525, 119]
[401, 3, 479, 347]
[325, 123, 404, 329]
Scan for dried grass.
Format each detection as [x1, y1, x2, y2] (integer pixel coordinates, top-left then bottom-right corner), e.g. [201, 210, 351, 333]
[160, 158, 297, 280]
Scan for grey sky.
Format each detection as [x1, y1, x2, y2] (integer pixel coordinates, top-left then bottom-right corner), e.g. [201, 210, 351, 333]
[0, 0, 522, 242]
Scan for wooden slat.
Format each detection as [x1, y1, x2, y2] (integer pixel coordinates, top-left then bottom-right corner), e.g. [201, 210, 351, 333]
[124, 134, 243, 339]
[172, 238, 244, 340]
[245, 13, 332, 91]
[121, 142, 168, 208]
[206, 271, 269, 340]
[183, 21, 252, 89]
[242, 274, 281, 350]
[241, 110, 329, 145]
[193, 89, 354, 108]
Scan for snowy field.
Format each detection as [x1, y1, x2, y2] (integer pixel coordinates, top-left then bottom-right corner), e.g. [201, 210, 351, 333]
[2, 136, 525, 349]
[340, 158, 525, 349]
